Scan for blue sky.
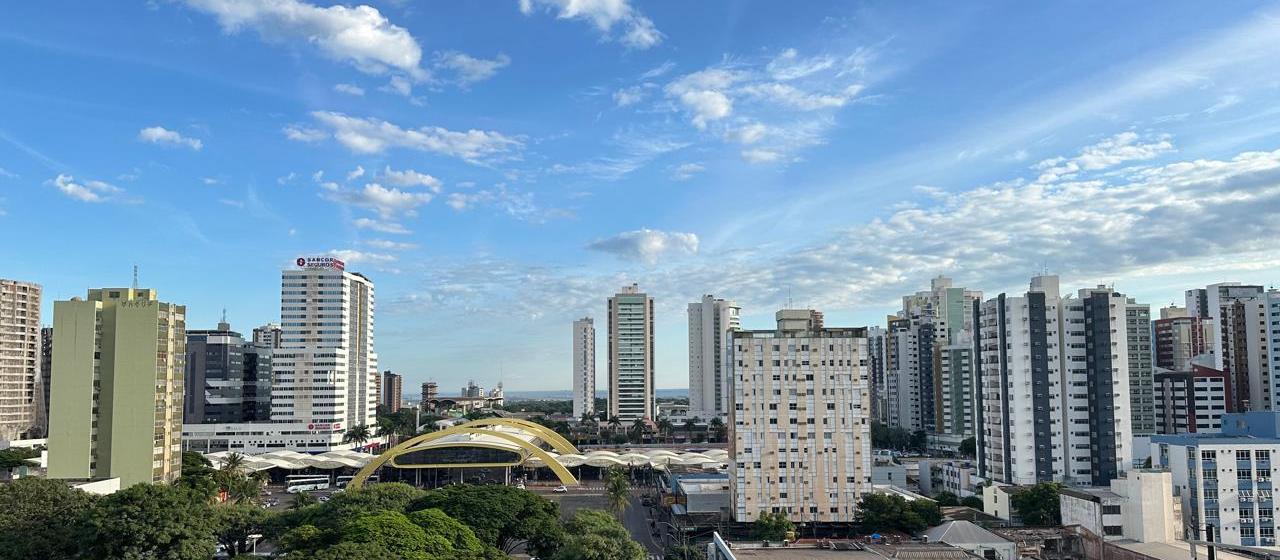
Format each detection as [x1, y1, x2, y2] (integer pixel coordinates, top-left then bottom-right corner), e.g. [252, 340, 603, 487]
[4, 1, 1280, 393]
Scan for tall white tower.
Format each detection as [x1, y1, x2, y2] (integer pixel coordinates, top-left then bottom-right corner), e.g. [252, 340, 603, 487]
[608, 284, 654, 421]
[572, 317, 596, 419]
[688, 295, 740, 420]
[272, 256, 378, 448]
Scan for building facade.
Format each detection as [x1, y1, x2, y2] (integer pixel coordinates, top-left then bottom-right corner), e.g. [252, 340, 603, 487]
[252, 323, 283, 349]
[38, 326, 53, 437]
[1154, 363, 1232, 434]
[977, 276, 1132, 487]
[422, 381, 438, 403]
[1152, 412, 1280, 546]
[381, 371, 402, 412]
[572, 317, 596, 420]
[47, 287, 186, 487]
[608, 284, 654, 421]
[185, 321, 273, 424]
[1127, 299, 1155, 435]
[1153, 314, 1213, 371]
[0, 279, 41, 441]
[867, 326, 887, 425]
[728, 309, 871, 523]
[1186, 283, 1266, 411]
[688, 295, 741, 420]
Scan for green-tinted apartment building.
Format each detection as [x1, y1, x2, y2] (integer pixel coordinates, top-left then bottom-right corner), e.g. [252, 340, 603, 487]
[47, 288, 186, 487]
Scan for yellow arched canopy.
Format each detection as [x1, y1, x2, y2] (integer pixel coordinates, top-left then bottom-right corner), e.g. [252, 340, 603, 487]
[460, 417, 579, 455]
[348, 422, 579, 489]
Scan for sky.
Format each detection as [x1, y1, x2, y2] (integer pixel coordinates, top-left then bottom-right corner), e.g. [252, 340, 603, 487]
[3, 1, 1280, 394]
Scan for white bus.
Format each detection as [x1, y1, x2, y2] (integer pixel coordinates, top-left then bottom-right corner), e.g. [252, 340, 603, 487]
[286, 475, 331, 493]
[336, 474, 378, 488]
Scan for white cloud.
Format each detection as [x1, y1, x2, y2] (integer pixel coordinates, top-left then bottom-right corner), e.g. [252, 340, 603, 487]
[613, 86, 645, 107]
[640, 61, 676, 80]
[727, 122, 767, 144]
[202, 177, 219, 185]
[766, 48, 835, 80]
[46, 174, 122, 203]
[742, 149, 783, 164]
[137, 126, 203, 150]
[435, 51, 511, 85]
[665, 69, 743, 127]
[362, 239, 418, 250]
[312, 170, 324, 182]
[519, 0, 662, 49]
[380, 166, 442, 192]
[670, 162, 705, 181]
[0, 167, 17, 179]
[1034, 132, 1174, 183]
[353, 217, 410, 234]
[333, 83, 365, 96]
[548, 131, 689, 181]
[380, 75, 413, 97]
[283, 124, 328, 143]
[308, 111, 523, 162]
[277, 172, 297, 185]
[183, 0, 427, 79]
[325, 182, 432, 218]
[328, 248, 396, 264]
[1204, 94, 1242, 114]
[586, 228, 699, 263]
[346, 165, 366, 182]
[219, 198, 245, 208]
[741, 82, 863, 110]
[446, 185, 569, 222]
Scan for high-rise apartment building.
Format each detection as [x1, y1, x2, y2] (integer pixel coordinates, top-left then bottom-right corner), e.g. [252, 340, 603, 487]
[977, 276, 1131, 487]
[572, 317, 596, 419]
[688, 295, 741, 420]
[884, 277, 981, 451]
[422, 381, 438, 403]
[1154, 314, 1214, 371]
[728, 309, 870, 523]
[608, 284, 654, 421]
[866, 326, 887, 425]
[47, 287, 186, 487]
[184, 320, 273, 424]
[1154, 362, 1232, 434]
[1186, 283, 1266, 409]
[381, 371, 402, 412]
[1267, 291, 1280, 411]
[0, 280, 40, 441]
[1126, 298, 1155, 435]
[252, 323, 283, 349]
[272, 257, 378, 443]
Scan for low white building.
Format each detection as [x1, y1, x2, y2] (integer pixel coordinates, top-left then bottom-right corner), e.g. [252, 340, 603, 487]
[1060, 487, 1126, 538]
[1059, 472, 1176, 542]
[181, 422, 381, 454]
[938, 460, 984, 498]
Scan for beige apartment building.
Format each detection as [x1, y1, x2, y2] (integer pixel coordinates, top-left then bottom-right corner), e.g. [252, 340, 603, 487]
[0, 279, 41, 441]
[728, 309, 871, 523]
[47, 288, 186, 487]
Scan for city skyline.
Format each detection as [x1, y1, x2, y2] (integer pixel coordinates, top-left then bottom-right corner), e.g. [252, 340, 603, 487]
[4, 3, 1280, 391]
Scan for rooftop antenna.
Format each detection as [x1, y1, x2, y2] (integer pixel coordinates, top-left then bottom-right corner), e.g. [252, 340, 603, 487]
[132, 265, 139, 289]
[221, 308, 228, 323]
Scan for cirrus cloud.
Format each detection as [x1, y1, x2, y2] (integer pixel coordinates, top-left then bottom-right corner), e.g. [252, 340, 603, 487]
[303, 111, 523, 163]
[138, 126, 203, 150]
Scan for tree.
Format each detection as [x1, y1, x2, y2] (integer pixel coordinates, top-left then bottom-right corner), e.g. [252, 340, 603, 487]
[607, 415, 623, 434]
[407, 508, 492, 559]
[0, 477, 96, 560]
[278, 524, 326, 556]
[605, 467, 630, 518]
[934, 491, 960, 506]
[959, 437, 976, 457]
[1011, 483, 1062, 526]
[307, 482, 426, 529]
[0, 447, 40, 471]
[683, 417, 699, 440]
[960, 496, 984, 509]
[409, 483, 564, 556]
[343, 424, 373, 448]
[340, 511, 429, 558]
[180, 450, 214, 478]
[290, 491, 318, 510]
[855, 493, 940, 533]
[629, 417, 648, 442]
[84, 483, 216, 560]
[753, 511, 794, 541]
[657, 418, 675, 443]
[550, 509, 645, 560]
[708, 417, 726, 443]
[665, 544, 707, 560]
[212, 504, 269, 557]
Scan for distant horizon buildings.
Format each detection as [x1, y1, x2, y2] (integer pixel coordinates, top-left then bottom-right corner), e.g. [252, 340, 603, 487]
[0, 279, 41, 441]
[572, 317, 596, 420]
[687, 294, 740, 421]
[47, 287, 186, 487]
[608, 284, 654, 421]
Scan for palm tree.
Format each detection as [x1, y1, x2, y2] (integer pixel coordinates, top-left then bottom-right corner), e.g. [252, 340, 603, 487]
[657, 418, 675, 444]
[343, 424, 373, 448]
[683, 417, 700, 442]
[607, 415, 623, 435]
[629, 418, 649, 444]
[709, 417, 727, 443]
[219, 452, 247, 474]
[604, 467, 629, 518]
[289, 491, 317, 510]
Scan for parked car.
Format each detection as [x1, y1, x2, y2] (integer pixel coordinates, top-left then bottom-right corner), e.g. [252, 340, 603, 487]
[553, 485, 568, 493]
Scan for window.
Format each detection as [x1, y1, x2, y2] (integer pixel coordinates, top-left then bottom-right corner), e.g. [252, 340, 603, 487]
[1259, 450, 1272, 461]
[1102, 505, 1122, 515]
[1202, 450, 1217, 460]
[1243, 526, 1257, 538]
[1240, 450, 1253, 461]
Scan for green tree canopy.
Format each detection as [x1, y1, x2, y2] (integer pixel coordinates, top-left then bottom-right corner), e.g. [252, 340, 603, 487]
[550, 509, 645, 560]
[407, 508, 491, 559]
[409, 484, 563, 556]
[84, 483, 216, 560]
[1011, 483, 1062, 526]
[855, 494, 942, 534]
[0, 477, 96, 560]
[960, 496, 984, 509]
[212, 504, 269, 557]
[934, 491, 960, 507]
[753, 511, 794, 541]
[959, 437, 976, 457]
[0, 447, 40, 470]
[340, 511, 429, 558]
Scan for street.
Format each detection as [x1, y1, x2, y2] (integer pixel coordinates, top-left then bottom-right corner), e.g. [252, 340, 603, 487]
[532, 485, 667, 557]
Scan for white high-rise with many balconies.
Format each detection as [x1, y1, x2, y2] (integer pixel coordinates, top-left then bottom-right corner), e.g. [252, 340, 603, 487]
[688, 295, 740, 420]
[572, 317, 596, 420]
[608, 284, 654, 421]
[0, 279, 41, 441]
